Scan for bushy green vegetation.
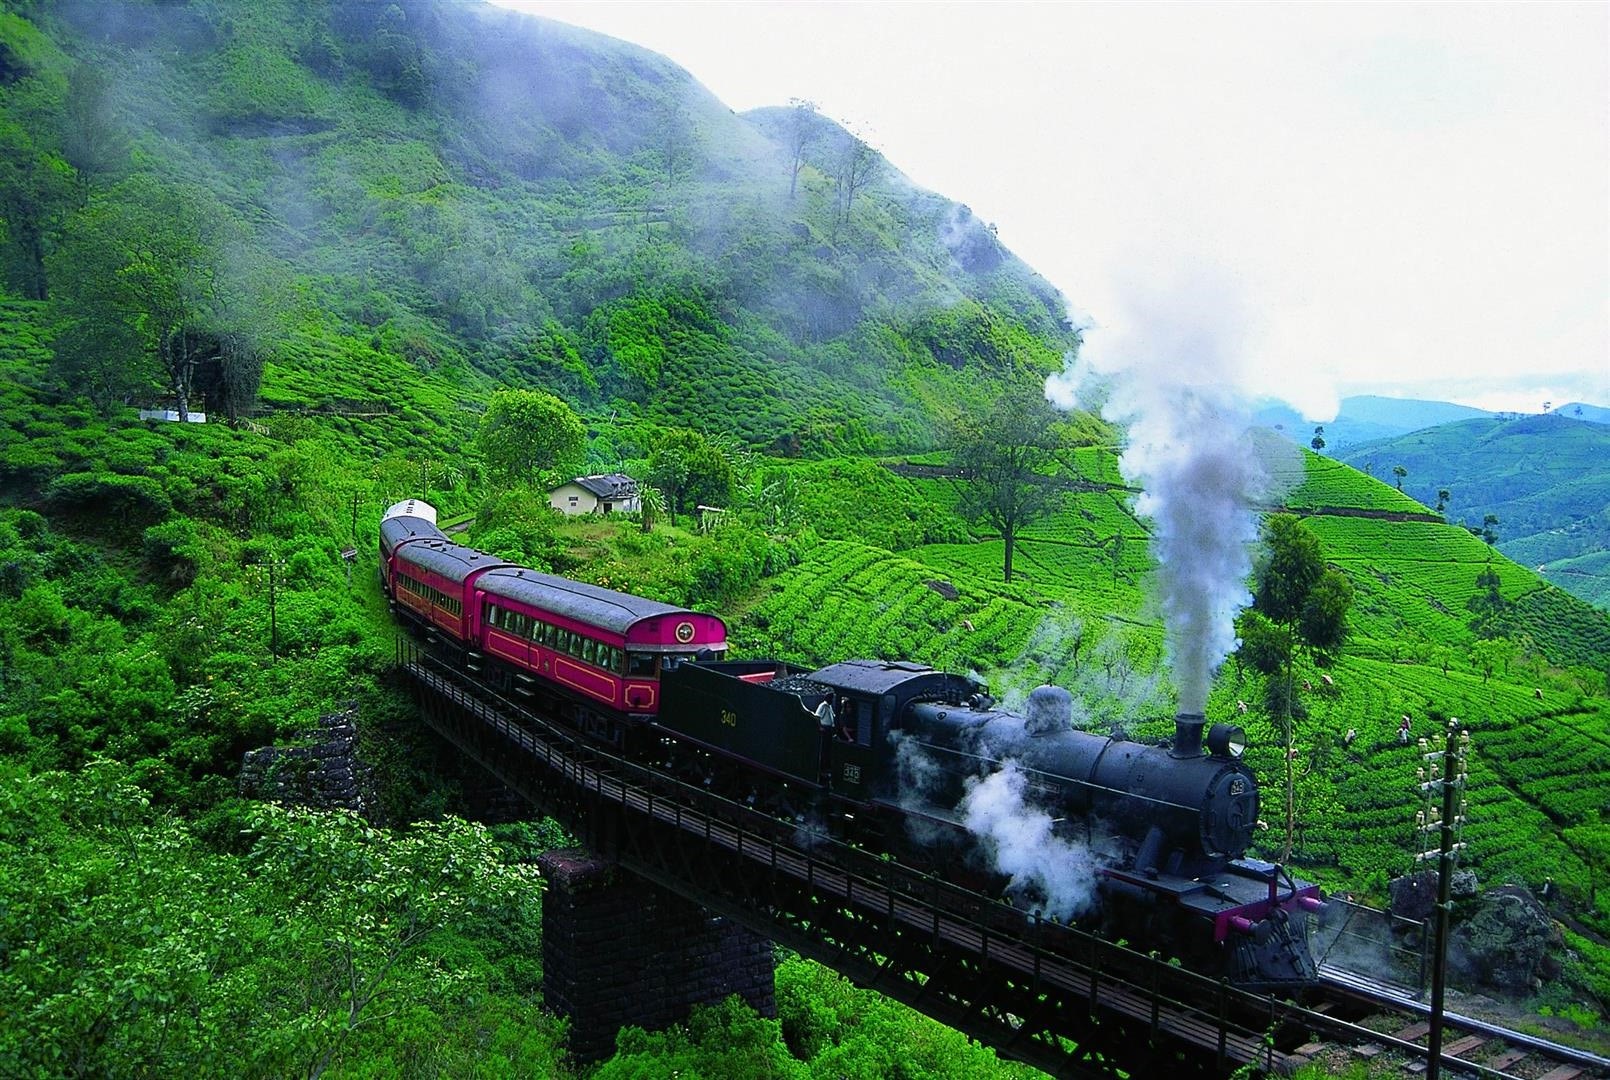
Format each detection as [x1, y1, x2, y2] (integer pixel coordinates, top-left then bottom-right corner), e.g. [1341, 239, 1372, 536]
[0, 760, 561, 1078]
[4, 0, 1609, 1070]
[2, 0, 1075, 454]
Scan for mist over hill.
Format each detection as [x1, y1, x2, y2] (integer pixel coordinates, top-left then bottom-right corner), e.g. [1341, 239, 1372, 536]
[2, 0, 1077, 450]
[1256, 394, 1497, 448]
[6, 0, 1610, 1071]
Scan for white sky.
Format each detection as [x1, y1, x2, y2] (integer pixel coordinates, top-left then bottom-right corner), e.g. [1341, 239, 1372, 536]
[489, 1, 1608, 418]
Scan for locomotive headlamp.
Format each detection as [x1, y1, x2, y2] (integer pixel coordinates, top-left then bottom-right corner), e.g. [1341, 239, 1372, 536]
[1207, 723, 1246, 758]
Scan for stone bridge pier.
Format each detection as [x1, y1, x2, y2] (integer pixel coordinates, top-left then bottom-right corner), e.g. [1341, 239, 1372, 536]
[536, 848, 776, 1064]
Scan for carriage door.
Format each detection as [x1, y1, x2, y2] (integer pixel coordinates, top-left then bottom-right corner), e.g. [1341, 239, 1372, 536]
[829, 693, 876, 801]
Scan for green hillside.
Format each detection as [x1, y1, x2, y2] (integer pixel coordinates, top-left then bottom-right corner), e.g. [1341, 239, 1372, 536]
[1339, 413, 1610, 609]
[3, 1, 1610, 1073]
[1, 0, 1076, 450]
[739, 450, 1610, 900]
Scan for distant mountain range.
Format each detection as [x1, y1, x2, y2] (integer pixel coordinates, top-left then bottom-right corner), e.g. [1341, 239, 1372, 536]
[1255, 395, 1609, 450]
[1323, 410, 1610, 609]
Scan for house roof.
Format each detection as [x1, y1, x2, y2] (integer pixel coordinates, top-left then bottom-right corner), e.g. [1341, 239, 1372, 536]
[568, 473, 637, 499]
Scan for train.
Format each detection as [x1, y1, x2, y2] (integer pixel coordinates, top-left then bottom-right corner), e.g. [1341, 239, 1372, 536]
[380, 498, 1322, 991]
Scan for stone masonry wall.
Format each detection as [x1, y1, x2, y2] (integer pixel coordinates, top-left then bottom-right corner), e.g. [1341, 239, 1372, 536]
[537, 848, 776, 1064]
[238, 706, 378, 819]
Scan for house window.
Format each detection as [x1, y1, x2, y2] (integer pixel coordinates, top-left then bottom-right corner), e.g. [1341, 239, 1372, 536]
[568, 496, 578, 506]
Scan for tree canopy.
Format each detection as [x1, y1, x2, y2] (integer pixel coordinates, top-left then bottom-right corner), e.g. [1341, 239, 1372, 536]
[46, 175, 277, 419]
[474, 389, 586, 487]
[951, 381, 1063, 582]
[1238, 513, 1354, 861]
[648, 428, 736, 522]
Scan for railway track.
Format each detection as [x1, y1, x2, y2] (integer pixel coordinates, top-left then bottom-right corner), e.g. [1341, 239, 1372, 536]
[1289, 965, 1610, 1079]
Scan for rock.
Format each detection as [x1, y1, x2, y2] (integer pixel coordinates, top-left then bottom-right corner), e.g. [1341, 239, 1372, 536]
[1389, 870, 1438, 922]
[1388, 868, 1480, 923]
[1448, 884, 1563, 993]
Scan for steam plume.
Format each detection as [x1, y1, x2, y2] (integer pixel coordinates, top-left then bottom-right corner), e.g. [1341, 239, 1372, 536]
[959, 762, 1102, 921]
[1046, 271, 1292, 713]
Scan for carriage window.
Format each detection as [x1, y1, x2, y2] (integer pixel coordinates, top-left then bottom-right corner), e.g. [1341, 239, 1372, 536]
[543, 623, 557, 648]
[582, 639, 596, 664]
[627, 652, 656, 677]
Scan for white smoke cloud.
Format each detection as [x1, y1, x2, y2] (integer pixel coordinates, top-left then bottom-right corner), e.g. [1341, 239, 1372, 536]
[1045, 267, 1295, 714]
[958, 761, 1103, 922]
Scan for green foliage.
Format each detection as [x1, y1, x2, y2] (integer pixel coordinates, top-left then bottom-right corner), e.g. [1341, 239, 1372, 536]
[0, 761, 562, 1079]
[46, 174, 283, 419]
[1, 0, 1606, 1061]
[44, 470, 173, 529]
[775, 957, 1043, 1079]
[597, 995, 807, 1080]
[909, 298, 1064, 377]
[474, 388, 586, 487]
[471, 486, 565, 571]
[951, 379, 1064, 582]
[649, 427, 735, 521]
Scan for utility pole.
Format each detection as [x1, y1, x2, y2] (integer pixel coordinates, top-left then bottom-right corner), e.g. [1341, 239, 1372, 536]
[1414, 716, 1471, 1080]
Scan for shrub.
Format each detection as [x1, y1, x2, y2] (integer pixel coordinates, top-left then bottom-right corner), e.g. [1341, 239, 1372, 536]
[143, 518, 202, 586]
[45, 471, 172, 529]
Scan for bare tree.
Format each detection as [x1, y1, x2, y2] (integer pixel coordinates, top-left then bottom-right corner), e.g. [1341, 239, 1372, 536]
[835, 134, 881, 224]
[785, 98, 818, 200]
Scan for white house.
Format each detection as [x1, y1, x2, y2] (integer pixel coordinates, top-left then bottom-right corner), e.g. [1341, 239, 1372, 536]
[547, 473, 640, 516]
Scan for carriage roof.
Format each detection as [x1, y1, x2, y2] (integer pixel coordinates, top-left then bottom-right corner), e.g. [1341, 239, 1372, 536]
[478, 566, 720, 639]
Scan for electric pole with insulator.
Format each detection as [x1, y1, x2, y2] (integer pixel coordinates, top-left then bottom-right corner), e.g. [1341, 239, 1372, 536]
[1414, 716, 1471, 1080]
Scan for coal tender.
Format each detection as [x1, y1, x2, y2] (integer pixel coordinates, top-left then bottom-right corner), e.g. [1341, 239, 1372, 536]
[658, 658, 1322, 991]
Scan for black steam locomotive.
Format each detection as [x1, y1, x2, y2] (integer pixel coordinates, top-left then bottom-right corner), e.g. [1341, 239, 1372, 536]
[382, 500, 1321, 991]
[658, 658, 1321, 990]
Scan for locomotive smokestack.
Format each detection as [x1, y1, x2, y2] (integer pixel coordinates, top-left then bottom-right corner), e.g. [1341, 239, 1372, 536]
[1172, 712, 1206, 758]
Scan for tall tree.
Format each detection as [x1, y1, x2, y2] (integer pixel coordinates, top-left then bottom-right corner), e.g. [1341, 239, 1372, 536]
[834, 133, 880, 225]
[46, 175, 274, 420]
[785, 98, 818, 200]
[474, 389, 585, 487]
[952, 381, 1062, 583]
[648, 428, 735, 523]
[1237, 513, 1353, 862]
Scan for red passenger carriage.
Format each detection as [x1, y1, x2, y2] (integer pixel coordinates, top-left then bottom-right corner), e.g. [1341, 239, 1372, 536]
[379, 499, 727, 724]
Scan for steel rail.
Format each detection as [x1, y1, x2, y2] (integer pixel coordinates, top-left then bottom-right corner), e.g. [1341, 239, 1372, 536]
[1320, 964, 1610, 1075]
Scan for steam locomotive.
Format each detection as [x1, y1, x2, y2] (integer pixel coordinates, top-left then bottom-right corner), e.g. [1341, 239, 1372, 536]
[381, 499, 1322, 990]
